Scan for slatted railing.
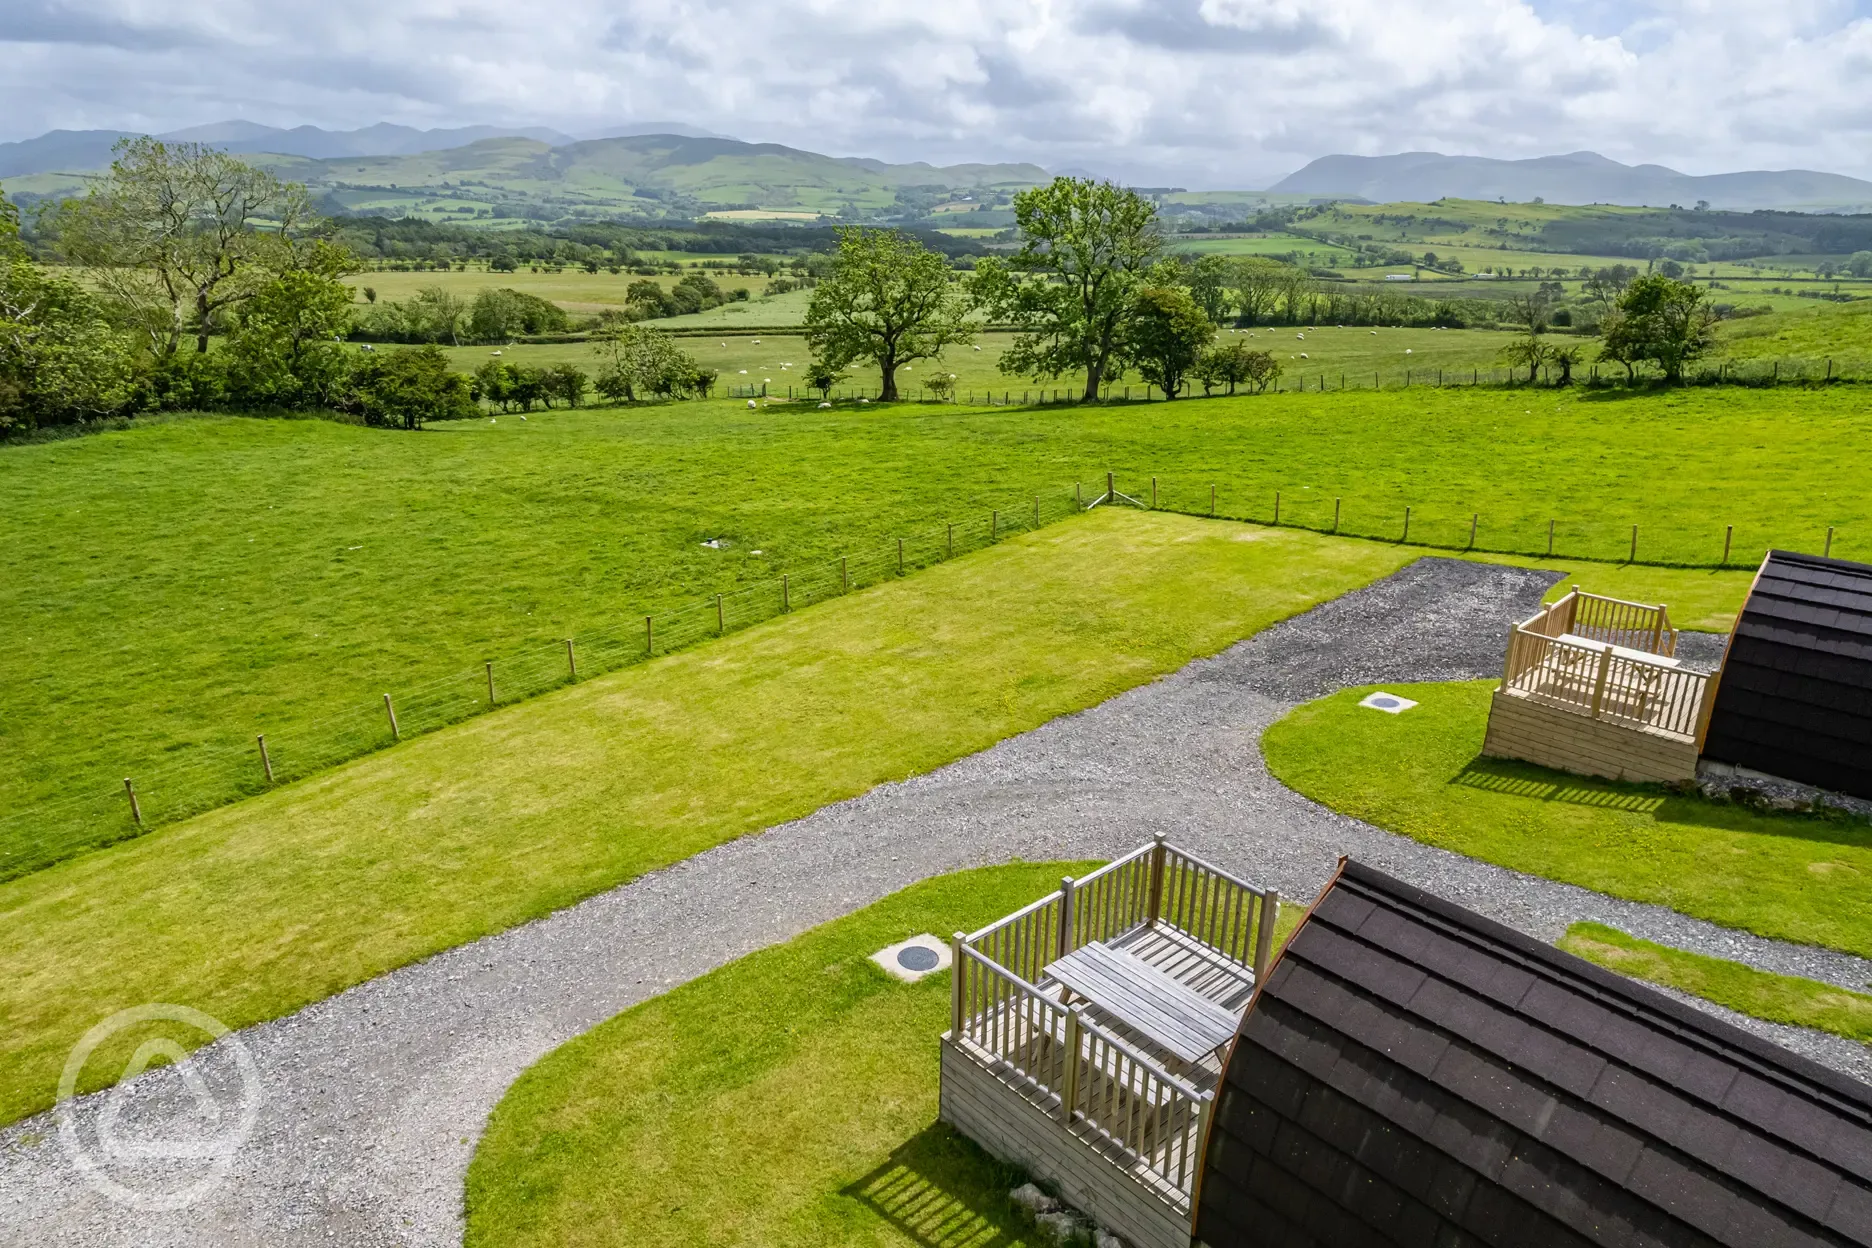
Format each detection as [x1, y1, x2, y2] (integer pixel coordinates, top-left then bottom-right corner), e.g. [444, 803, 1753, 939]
[1501, 628, 1712, 743]
[1063, 843, 1154, 952]
[965, 889, 1064, 986]
[953, 946, 1070, 1096]
[1157, 844, 1279, 981]
[1569, 588, 1678, 656]
[1067, 1008, 1212, 1199]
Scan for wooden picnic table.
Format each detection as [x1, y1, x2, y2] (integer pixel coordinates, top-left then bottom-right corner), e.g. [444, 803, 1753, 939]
[1045, 941, 1242, 1065]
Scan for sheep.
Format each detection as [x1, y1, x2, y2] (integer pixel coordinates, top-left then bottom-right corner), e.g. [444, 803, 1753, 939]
[747, 399, 757, 408]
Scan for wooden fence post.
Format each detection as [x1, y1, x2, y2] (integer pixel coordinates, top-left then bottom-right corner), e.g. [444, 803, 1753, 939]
[565, 639, 577, 680]
[645, 615, 653, 655]
[992, 511, 999, 541]
[1589, 646, 1613, 718]
[951, 932, 967, 1034]
[1254, 889, 1280, 982]
[383, 693, 400, 741]
[1826, 527, 1835, 558]
[841, 556, 849, 592]
[486, 661, 495, 705]
[123, 777, 142, 827]
[1274, 491, 1281, 525]
[1147, 834, 1167, 926]
[1034, 496, 1040, 529]
[782, 574, 790, 612]
[1403, 506, 1411, 543]
[257, 734, 274, 783]
[1547, 519, 1556, 557]
[898, 537, 905, 573]
[1629, 525, 1638, 564]
[1333, 497, 1341, 533]
[1210, 484, 1217, 517]
[716, 593, 724, 635]
[1469, 514, 1478, 549]
[947, 524, 954, 557]
[1722, 525, 1733, 565]
[1060, 1007, 1083, 1121]
[1151, 477, 1158, 509]
[1059, 876, 1077, 956]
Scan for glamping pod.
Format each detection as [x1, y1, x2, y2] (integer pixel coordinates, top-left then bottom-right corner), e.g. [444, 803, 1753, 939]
[1701, 550, 1872, 800]
[1193, 860, 1872, 1247]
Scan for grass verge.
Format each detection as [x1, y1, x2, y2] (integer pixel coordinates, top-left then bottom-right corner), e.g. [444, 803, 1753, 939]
[463, 862, 1083, 1248]
[1262, 681, 1872, 960]
[1560, 922, 1872, 1045]
[0, 510, 1408, 1128]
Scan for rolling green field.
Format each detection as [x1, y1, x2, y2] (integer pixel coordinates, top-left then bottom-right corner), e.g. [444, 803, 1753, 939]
[4, 386, 1866, 880]
[1264, 682, 1872, 960]
[0, 510, 1408, 1128]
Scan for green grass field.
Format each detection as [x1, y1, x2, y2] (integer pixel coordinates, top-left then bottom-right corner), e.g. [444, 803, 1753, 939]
[1263, 682, 1872, 960]
[5, 386, 1865, 878]
[464, 863, 1084, 1248]
[0, 510, 1409, 1128]
[1559, 922, 1872, 1044]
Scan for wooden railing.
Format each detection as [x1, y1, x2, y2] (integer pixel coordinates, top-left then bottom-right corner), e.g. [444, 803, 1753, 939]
[1157, 844, 1279, 981]
[1519, 589, 1677, 657]
[1502, 628, 1712, 743]
[1067, 1007, 1211, 1197]
[965, 889, 1065, 986]
[951, 946, 1212, 1200]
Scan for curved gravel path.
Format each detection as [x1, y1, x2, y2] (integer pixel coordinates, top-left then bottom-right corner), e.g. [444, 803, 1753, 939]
[3, 557, 1867, 1247]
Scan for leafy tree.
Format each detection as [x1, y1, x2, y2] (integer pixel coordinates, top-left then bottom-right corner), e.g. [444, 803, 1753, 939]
[362, 286, 377, 304]
[1, 193, 140, 431]
[1849, 251, 1872, 279]
[467, 287, 568, 342]
[1599, 274, 1717, 382]
[545, 363, 588, 408]
[970, 178, 1160, 400]
[804, 227, 972, 401]
[345, 346, 476, 428]
[923, 371, 957, 402]
[223, 240, 357, 407]
[1193, 340, 1277, 396]
[1184, 254, 1231, 324]
[1223, 257, 1292, 326]
[591, 321, 699, 402]
[56, 138, 313, 356]
[1125, 286, 1211, 398]
[1548, 343, 1582, 386]
[1499, 293, 1551, 383]
[804, 360, 847, 399]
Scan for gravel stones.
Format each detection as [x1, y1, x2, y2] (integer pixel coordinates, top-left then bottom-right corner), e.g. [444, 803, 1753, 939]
[3, 556, 1865, 1247]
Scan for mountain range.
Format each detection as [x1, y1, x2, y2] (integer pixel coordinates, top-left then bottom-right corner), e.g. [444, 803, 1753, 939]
[1271, 150, 1872, 212]
[0, 121, 725, 180]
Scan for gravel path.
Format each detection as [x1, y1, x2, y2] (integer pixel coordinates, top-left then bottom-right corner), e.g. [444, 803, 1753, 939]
[3, 557, 1867, 1247]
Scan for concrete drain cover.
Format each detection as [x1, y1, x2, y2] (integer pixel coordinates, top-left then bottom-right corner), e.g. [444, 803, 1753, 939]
[871, 934, 951, 983]
[1359, 691, 1418, 714]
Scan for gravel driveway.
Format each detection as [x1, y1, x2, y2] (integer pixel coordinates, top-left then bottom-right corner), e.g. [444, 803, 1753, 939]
[3, 556, 1867, 1247]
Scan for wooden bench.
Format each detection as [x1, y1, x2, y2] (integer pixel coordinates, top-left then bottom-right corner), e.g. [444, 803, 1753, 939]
[1045, 942, 1242, 1065]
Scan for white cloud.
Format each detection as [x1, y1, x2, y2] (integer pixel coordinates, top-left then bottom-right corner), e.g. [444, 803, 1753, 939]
[4, 0, 1871, 183]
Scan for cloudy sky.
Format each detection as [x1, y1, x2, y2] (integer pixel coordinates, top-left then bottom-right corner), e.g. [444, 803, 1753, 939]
[6, 0, 1872, 185]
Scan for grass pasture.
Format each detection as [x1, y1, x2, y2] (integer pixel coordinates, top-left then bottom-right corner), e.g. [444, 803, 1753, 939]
[1263, 681, 1872, 960]
[3, 385, 1867, 880]
[0, 510, 1410, 1128]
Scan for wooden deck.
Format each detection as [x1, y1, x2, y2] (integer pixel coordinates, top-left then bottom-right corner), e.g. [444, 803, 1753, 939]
[1482, 589, 1712, 783]
[939, 840, 1279, 1245]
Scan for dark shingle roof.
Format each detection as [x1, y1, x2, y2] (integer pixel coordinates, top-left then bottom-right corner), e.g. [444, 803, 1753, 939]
[1701, 551, 1872, 799]
[1193, 860, 1872, 1248]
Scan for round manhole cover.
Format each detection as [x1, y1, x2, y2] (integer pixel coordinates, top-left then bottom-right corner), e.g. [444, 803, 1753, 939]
[897, 946, 940, 972]
[1370, 696, 1400, 709]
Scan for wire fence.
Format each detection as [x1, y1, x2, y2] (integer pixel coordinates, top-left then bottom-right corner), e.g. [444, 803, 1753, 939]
[719, 353, 1866, 404]
[1, 457, 1856, 885]
[0, 487, 1088, 885]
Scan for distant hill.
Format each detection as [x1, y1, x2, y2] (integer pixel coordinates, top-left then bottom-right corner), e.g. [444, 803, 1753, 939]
[0, 127, 1046, 224]
[0, 121, 724, 178]
[1271, 151, 1872, 212]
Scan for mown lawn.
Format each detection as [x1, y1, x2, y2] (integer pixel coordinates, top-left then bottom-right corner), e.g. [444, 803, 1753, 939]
[1262, 681, 1872, 960]
[0, 510, 1408, 1128]
[463, 863, 1083, 1248]
[1559, 922, 1872, 1044]
[3, 386, 1863, 876]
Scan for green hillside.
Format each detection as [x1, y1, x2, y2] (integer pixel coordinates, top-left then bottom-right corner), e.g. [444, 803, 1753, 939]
[250, 134, 1048, 224]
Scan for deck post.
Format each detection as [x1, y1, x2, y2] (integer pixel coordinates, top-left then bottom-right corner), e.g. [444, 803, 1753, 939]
[1588, 645, 1614, 718]
[1254, 890, 1279, 982]
[1060, 1006, 1083, 1123]
[1058, 877, 1076, 956]
[1147, 835, 1167, 927]
[951, 932, 967, 1034]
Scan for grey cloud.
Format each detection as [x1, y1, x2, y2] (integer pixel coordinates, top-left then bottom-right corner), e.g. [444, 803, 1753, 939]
[1074, 0, 1342, 53]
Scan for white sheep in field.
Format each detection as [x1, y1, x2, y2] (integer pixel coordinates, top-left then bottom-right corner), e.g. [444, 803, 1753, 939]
[818, 401, 832, 408]
[747, 399, 757, 408]
[1300, 352, 1309, 359]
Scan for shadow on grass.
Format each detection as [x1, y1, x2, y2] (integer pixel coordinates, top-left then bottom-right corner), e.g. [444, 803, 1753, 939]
[842, 1122, 1034, 1248]
[1451, 757, 1872, 850]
